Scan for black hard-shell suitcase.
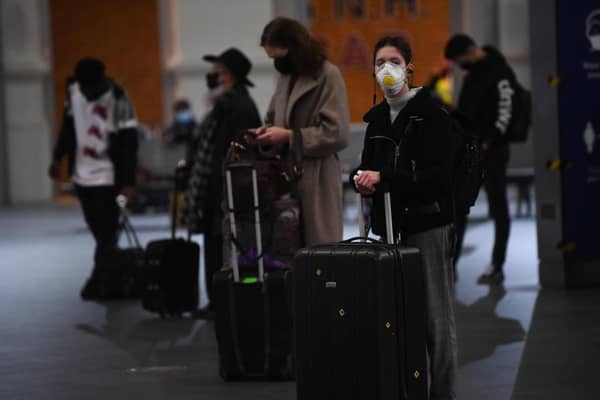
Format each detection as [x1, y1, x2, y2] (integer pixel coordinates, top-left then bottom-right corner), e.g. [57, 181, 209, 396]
[142, 162, 200, 317]
[142, 238, 199, 317]
[292, 192, 428, 400]
[214, 164, 292, 380]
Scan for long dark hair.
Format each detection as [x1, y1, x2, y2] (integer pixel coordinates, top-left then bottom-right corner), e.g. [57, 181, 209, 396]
[260, 17, 326, 76]
[373, 36, 412, 65]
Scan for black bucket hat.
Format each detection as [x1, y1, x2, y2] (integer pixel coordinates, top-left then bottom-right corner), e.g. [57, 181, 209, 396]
[203, 47, 254, 87]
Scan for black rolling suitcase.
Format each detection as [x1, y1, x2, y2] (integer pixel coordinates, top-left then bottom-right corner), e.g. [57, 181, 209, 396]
[213, 164, 292, 381]
[292, 191, 428, 400]
[142, 162, 200, 317]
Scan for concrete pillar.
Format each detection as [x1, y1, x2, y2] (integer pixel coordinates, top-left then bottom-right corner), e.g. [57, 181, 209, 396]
[0, 3, 8, 206]
[1, 0, 53, 205]
[530, 0, 600, 287]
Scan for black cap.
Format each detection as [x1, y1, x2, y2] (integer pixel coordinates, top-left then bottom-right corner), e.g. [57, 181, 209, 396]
[203, 47, 254, 87]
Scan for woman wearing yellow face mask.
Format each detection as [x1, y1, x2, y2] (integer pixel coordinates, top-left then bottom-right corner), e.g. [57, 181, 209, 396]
[351, 36, 458, 400]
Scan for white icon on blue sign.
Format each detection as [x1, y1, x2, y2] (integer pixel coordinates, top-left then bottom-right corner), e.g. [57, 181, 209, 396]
[587, 9, 600, 51]
[584, 122, 596, 154]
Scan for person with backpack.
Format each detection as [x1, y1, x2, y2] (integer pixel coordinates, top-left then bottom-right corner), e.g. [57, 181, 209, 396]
[351, 36, 457, 400]
[445, 34, 517, 285]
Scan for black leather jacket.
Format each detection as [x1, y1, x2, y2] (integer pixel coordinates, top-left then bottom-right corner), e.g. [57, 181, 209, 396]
[351, 87, 455, 236]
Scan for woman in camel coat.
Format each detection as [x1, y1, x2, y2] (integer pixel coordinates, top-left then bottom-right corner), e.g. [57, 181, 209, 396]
[251, 17, 350, 246]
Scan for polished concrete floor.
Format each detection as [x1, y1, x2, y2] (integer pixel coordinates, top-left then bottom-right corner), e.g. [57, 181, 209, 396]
[0, 195, 598, 399]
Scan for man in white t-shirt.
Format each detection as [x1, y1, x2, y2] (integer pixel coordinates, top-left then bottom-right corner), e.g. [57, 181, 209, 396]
[49, 58, 138, 300]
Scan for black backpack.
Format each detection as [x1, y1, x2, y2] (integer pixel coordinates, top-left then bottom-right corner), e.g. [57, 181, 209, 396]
[505, 81, 532, 143]
[449, 110, 485, 216]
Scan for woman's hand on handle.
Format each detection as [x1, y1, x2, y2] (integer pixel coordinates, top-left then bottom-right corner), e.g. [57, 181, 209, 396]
[354, 170, 380, 195]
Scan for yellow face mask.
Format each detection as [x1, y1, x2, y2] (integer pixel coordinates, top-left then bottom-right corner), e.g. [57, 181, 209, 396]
[376, 62, 406, 96]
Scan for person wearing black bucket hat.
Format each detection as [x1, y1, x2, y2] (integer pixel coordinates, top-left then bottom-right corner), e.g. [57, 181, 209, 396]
[203, 47, 254, 88]
[182, 47, 261, 317]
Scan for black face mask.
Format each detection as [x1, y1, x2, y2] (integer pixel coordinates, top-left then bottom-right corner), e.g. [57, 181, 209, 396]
[205, 72, 220, 89]
[459, 61, 474, 71]
[79, 80, 110, 101]
[273, 55, 295, 75]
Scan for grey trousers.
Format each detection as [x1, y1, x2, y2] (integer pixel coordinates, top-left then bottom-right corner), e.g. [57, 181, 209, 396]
[405, 224, 457, 400]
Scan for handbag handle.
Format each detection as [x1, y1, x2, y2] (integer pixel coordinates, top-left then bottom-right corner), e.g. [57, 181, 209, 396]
[116, 195, 142, 249]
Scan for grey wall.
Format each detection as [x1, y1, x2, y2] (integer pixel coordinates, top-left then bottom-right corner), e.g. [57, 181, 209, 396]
[460, 0, 499, 45]
[157, 0, 310, 124]
[158, 0, 278, 124]
[499, 0, 533, 170]
[273, 0, 308, 24]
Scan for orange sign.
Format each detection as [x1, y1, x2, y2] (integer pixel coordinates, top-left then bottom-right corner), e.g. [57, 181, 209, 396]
[309, 0, 450, 122]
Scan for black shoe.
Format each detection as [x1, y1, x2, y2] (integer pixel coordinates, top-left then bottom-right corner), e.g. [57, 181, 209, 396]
[80, 278, 104, 300]
[477, 265, 504, 285]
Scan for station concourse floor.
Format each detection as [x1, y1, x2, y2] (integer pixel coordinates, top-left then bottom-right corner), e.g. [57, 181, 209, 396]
[0, 195, 598, 400]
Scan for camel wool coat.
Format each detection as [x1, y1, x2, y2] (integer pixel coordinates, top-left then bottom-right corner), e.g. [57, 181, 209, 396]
[265, 61, 350, 246]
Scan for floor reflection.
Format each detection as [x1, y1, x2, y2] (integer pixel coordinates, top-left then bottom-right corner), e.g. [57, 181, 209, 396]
[455, 285, 526, 367]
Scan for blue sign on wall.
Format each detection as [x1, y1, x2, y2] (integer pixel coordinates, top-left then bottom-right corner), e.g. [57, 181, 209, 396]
[557, 0, 600, 261]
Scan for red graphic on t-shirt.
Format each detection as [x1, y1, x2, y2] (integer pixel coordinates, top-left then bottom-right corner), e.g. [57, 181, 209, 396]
[92, 105, 107, 120]
[83, 147, 99, 159]
[88, 126, 102, 139]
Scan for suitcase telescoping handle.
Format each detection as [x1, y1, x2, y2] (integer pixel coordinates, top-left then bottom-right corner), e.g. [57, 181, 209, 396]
[356, 174, 397, 244]
[171, 160, 190, 240]
[358, 194, 367, 238]
[225, 163, 264, 283]
[383, 189, 395, 245]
